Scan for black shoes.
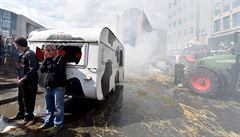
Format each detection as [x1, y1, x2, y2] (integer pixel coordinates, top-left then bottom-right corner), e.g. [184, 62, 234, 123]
[38, 123, 53, 129]
[48, 124, 63, 136]
[8, 115, 35, 127]
[8, 115, 24, 121]
[18, 118, 35, 126]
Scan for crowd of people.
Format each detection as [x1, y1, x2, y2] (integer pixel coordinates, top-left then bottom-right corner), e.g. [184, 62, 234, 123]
[0, 35, 19, 75]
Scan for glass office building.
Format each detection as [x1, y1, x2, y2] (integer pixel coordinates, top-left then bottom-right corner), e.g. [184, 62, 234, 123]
[0, 8, 17, 37]
[0, 8, 44, 38]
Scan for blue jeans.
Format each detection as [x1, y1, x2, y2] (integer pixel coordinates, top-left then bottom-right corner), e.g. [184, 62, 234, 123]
[44, 87, 64, 127]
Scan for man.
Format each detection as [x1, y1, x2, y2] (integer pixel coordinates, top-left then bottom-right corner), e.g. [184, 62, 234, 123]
[38, 44, 66, 133]
[9, 37, 39, 125]
[0, 36, 5, 74]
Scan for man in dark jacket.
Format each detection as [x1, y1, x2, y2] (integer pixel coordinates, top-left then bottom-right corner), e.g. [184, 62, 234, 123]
[9, 37, 39, 125]
[0, 35, 5, 74]
[38, 44, 66, 133]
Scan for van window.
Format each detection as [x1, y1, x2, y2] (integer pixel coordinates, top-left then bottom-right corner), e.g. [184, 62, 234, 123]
[119, 50, 123, 66]
[59, 46, 82, 64]
[115, 50, 119, 63]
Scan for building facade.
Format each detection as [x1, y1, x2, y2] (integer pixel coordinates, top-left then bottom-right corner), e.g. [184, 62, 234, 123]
[167, 0, 212, 55]
[116, 8, 152, 47]
[116, 8, 167, 57]
[0, 8, 44, 38]
[0, 8, 17, 37]
[209, 0, 240, 46]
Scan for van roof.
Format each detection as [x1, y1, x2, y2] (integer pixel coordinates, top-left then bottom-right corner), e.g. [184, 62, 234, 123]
[27, 27, 120, 44]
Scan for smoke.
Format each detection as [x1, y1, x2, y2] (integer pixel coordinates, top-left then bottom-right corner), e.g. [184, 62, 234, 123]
[0, 0, 168, 30]
[0, 0, 168, 74]
[125, 31, 160, 72]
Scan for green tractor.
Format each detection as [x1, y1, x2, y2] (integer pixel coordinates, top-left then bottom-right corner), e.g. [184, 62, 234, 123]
[184, 32, 240, 96]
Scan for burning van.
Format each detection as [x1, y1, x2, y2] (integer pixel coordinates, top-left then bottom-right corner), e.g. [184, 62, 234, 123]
[27, 27, 125, 100]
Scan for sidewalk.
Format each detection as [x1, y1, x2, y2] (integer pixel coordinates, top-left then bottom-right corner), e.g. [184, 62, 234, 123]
[0, 73, 18, 105]
[0, 64, 18, 90]
[0, 73, 44, 105]
[0, 76, 17, 90]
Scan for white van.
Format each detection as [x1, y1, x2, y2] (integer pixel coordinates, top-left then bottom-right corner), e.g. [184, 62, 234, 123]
[28, 27, 125, 100]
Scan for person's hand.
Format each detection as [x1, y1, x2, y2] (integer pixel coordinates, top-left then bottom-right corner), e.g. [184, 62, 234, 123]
[44, 50, 52, 59]
[17, 79, 23, 86]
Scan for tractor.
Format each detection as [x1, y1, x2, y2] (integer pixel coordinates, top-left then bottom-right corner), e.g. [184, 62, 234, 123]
[184, 32, 240, 96]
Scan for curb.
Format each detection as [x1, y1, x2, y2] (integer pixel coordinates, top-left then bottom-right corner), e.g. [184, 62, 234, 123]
[0, 96, 17, 106]
[0, 83, 17, 91]
[0, 91, 44, 106]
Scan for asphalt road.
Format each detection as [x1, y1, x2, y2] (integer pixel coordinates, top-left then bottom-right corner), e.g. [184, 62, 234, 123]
[0, 72, 240, 137]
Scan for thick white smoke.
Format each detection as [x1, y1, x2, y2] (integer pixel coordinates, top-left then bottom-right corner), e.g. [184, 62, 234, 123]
[125, 31, 160, 72]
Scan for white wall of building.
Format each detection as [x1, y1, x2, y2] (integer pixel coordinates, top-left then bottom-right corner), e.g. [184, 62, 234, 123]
[16, 15, 44, 38]
[167, 0, 211, 55]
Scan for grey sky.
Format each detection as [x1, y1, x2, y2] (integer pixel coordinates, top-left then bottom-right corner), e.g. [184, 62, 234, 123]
[0, 0, 168, 32]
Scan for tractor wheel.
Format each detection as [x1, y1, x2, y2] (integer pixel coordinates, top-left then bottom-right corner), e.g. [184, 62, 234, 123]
[185, 67, 222, 96]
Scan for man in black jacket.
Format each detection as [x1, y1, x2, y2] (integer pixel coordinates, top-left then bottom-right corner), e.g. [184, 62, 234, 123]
[0, 35, 4, 74]
[9, 37, 39, 124]
[38, 44, 66, 133]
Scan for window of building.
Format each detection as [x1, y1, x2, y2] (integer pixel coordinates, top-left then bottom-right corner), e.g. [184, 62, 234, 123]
[214, 19, 221, 32]
[173, 10, 177, 16]
[223, 0, 231, 12]
[178, 31, 181, 36]
[189, 26, 194, 34]
[184, 29, 187, 35]
[6, 12, 10, 20]
[11, 14, 17, 32]
[173, 0, 177, 6]
[223, 16, 230, 30]
[190, 1, 194, 6]
[182, 3, 188, 12]
[233, 12, 240, 27]
[183, 16, 187, 23]
[178, 7, 182, 14]
[168, 34, 171, 40]
[233, 0, 240, 8]
[190, 13, 194, 20]
[2, 11, 7, 18]
[168, 13, 172, 19]
[173, 21, 177, 27]
[178, 19, 182, 25]
[214, 2, 221, 16]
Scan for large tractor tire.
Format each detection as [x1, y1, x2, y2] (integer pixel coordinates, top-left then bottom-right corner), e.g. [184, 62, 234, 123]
[185, 67, 223, 96]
